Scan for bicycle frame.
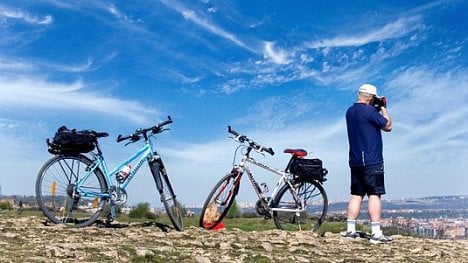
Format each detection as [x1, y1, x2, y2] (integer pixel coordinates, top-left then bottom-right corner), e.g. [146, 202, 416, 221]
[75, 139, 156, 199]
[237, 152, 306, 214]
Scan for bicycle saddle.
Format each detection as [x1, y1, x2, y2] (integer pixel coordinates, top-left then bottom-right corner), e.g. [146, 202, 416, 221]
[283, 149, 308, 157]
[95, 132, 109, 138]
[89, 131, 109, 138]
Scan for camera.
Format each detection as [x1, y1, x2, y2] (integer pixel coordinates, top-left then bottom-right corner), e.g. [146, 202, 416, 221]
[373, 96, 387, 111]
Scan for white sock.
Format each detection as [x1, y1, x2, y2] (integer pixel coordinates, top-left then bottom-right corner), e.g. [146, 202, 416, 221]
[371, 221, 382, 236]
[347, 219, 356, 233]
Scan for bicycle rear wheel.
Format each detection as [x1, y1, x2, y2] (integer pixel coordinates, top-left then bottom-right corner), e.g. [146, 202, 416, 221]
[272, 180, 328, 231]
[199, 172, 240, 229]
[35, 155, 108, 227]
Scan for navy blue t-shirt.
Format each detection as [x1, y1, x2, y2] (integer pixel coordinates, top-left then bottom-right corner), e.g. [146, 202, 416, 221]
[346, 103, 388, 167]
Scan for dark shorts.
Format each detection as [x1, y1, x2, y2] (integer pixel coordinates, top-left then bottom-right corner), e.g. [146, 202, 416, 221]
[350, 162, 385, 196]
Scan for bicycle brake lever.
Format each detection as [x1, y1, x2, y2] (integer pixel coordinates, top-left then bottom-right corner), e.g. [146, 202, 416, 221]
[125, 136, 140, 146]
[254, 148, 265, 156]
[229, 135, 241, 143]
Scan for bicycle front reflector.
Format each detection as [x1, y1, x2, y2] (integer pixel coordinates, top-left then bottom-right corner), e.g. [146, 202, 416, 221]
[92, 197, 99, 208]
[51, 181, 57, 197]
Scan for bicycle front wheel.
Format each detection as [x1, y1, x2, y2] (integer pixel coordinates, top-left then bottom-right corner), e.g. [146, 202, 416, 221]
[158, 171, 184, 231]
[35, 154, 108, 227]
[199, 172, 240, 229]
[272, 180, 328, 231]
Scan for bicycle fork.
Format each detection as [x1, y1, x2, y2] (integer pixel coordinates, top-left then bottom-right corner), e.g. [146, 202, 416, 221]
[148, 155, 167, 198]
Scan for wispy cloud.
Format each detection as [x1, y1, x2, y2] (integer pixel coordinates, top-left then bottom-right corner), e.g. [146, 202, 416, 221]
[0, 54, 116, 74]
[160, 0, 257, 53]
[385, 67, 468, 152]
[0, 56, 35, 71]
[307, 16, 424, 48]
[263, 42, 291, 65]
[0, 5, 53, 25]
[0, 76, 160, 123]
[108, 3, 139, 24]
[232, 94, 313, 130]
[213, 11, 428, 93]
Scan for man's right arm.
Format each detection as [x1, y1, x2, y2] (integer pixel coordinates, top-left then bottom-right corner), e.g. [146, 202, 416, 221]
[381, 107, 392, 132]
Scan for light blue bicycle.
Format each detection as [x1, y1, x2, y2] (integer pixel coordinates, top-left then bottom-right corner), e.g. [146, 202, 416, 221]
[35, 116, 184, 230]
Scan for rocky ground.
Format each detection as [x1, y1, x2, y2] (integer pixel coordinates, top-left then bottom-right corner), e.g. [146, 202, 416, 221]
[0, 215, 467, 263]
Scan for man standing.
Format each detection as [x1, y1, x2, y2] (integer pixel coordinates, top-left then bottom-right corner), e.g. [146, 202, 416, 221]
[343, 84, 393, 244]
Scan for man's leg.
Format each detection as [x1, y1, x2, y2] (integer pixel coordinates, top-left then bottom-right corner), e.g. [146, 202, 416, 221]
[368, 194, 381, 222]
[368, 194, 392, 243]
[368, 194, 383, 236]
[346, 195, 363, 233]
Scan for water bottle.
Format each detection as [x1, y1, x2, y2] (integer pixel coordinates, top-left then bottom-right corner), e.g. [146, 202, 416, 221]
[116, 164, 132, 183]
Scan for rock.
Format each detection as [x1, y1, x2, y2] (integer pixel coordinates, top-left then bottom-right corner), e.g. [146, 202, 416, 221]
[195, 256, 212, 263]
[0, 216, 466, 263]
[135, 248, 154, 257]
[261, 242, 273, 252]
[219, 242, 231, 250]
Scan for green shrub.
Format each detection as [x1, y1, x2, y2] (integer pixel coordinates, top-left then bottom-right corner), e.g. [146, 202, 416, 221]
[129, 202, 157, 219]
[0, 202, 12, 210]
[226, 200, 240, 218]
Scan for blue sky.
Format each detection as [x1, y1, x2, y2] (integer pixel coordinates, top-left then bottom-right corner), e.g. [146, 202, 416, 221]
[0, 0, 466, 207]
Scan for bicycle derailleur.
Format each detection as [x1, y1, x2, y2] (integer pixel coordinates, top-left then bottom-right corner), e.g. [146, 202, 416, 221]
[255, 197, 272, 219]
[66, 184, 81, 210]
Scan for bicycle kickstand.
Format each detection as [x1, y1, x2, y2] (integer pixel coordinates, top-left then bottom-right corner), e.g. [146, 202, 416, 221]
[105, 205, 117, 226]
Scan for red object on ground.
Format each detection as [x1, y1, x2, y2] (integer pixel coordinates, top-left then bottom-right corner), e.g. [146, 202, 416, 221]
[204, 222, 225, 230]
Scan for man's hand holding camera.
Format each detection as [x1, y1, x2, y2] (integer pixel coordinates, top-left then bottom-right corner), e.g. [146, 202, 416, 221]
[373, 96, 387, 111]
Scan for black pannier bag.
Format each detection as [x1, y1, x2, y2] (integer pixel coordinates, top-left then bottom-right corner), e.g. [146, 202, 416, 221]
[289, 158, 328, 182]
[48, 126, 96, 155]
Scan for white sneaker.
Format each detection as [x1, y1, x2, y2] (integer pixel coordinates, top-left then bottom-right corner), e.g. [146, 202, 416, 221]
[341, 231, 360, 239]
[369, 234, 393, 244]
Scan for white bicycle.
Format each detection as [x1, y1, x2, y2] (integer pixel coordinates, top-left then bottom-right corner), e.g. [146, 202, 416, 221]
[199, 126, 328, 231]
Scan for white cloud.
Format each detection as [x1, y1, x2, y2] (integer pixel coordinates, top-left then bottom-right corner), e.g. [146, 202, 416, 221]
[385, 67, 468, 149]
[0, 56, 35, 71]
[160, 0, 257, 53]
[108, 3, 136, 23]
[0, 75, 160, 124]
[0, 53, 116, 74]
[263, 42, 290, 65]
[0, 6, 53, 25]
[232, 95, 312, 130]
[308, 16, 423, 48]
[207, 7, 218, 13]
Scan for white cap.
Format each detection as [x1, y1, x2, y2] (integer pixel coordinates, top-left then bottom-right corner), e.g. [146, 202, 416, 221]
[358, 84, 378, 96]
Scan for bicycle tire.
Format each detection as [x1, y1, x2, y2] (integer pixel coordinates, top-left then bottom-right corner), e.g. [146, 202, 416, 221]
[199, 172, 240, 229]
[272, 179, 328, 231]
[157, 169, 184, 231]
[35, 154, 108, 227]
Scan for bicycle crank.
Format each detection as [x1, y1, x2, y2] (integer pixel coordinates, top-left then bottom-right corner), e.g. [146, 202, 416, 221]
[110, 186, 128, 206]
[255, 197, 272, 217]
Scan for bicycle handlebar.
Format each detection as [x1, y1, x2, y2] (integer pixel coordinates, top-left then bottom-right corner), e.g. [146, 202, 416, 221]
[227, 126, 275, 156]
[117, 116, 173, 143]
